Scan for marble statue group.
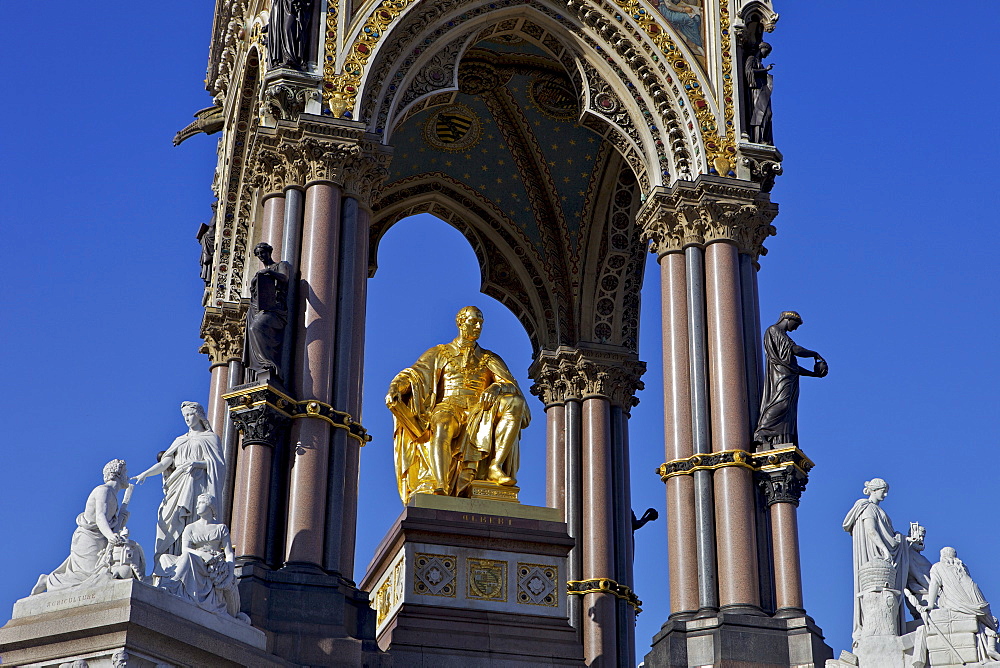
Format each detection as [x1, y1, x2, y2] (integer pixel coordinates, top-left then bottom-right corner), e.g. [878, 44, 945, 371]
[30, 402, 247, 623]
[835, 477, 1000, 668]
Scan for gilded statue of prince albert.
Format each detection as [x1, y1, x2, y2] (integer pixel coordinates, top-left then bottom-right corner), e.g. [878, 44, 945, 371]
[386, 306, 530, 502]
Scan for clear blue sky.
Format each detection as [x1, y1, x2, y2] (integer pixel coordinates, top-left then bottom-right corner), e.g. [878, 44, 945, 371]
[2, 2, 998, 661]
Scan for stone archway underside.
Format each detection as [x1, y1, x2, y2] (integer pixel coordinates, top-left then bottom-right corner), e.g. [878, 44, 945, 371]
[370, 37, 645, 355]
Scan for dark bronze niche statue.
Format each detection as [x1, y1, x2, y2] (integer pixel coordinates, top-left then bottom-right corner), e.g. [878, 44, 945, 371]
[753, 311, 827, 449]
[744, 41, 774, 144]
[267, 0, 313, 71]
[245, 242, 291, 382]
[196, 203, 217, 286]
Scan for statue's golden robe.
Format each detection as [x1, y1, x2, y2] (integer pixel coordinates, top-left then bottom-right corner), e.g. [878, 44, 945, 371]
[389, 342, 530, 502]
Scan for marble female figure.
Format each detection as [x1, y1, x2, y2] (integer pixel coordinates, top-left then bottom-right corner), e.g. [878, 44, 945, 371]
[134, 402, 226, 572]
[843, 478, 910, 640]
[158, 494, 247, 621]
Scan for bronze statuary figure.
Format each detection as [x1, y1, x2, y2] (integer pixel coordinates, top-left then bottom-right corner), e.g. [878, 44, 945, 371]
[386, 306, 530, 502]
[744, 41, 774, 144]
[245, 242, 291, 382]
[267, 0, 313, 71]
[753, 311, 827, 448]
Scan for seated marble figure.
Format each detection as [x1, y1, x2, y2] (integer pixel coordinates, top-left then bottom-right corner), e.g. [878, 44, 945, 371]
[156, 493, 248, 622]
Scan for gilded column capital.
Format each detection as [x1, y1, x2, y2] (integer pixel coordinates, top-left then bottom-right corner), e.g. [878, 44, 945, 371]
[199, 301, 248, 364]
[638, 177, 778, 261]
[529, 346, 645, 411]
[249, 117, 391, 203]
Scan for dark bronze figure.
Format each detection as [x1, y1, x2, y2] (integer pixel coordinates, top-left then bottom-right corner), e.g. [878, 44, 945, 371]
[267, 0, 313, 71]
[744, 41, 774, 144]
[245, 243, 291, 381]
[196, 203, 217, 286]
[753, 311, 827, 449]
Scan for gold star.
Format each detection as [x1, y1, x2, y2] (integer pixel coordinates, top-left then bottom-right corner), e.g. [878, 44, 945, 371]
[534, 120, 541, 126]
[445, 160, 452, 166]
[465, 154, 472, 160]
[419, 147, 426, 152]
[566, 158, 573, 165]
[580, 172, 589, 178]
[551, 144, 559, 150]
[588, 136, 595, 143]
[585, 154, 593, 161]
[498, 159, 505, 165]
[481, 165, 489, 171]
[496, 177, 503, 184]
[578, 190, 585, 196]
[487, 134, 494, 139]
[548, 160, 556, 167]
[463, 173, 471, 179]
[569, 139, 577, 145]
[563, 177, 570, 183]
[479, 184, 487, 190]
[401, 153, 409, 159]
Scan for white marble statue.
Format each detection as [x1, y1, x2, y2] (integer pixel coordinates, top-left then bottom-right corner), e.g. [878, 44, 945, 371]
[843, 478, 912, 640]
[919, 547, 1000, 663]
[157, 493, 248, 622]
[32, 460, 131, 594]
[134, 401, 226, 574]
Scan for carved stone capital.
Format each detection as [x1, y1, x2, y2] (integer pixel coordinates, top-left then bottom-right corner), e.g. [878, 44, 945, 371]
[225, 384, 293, 449]
[260, 70, 323, 126]
[529, 346, 645, 410]
[249, 117, 391, 201]
[755, 466, 808, 507]
[638, 177, 778, 261]
[199, 301, 248, 364]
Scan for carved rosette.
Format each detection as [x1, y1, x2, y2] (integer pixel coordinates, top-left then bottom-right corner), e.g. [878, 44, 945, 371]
[638, 178, 778, 262]
[199, 302, 248, 364]
[248, 119, 391, 202]
[529, 346, 645, 411]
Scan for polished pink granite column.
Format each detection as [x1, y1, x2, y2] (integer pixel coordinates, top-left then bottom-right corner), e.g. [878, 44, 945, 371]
[337, 202, 370, 576]
[231, 442, 273, 560]
[582, 396, 617, 666]
[704, 241, 760, 611]
[771, 502, 804, 613]
[207, 362, 229, 434]
[546, 403, 567, 511]
[261, 193, 286, 259]
[659, 251, 699, 615]
[284, 182, 341, 567]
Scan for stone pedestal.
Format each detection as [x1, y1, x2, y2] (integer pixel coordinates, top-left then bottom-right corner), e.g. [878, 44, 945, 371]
[360, 494, 584, 667]
[644, 609, 832, 668]
[0, 579, 282, 667]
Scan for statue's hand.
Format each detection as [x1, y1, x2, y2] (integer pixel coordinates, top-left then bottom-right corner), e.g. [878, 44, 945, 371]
[132, 473, 147, 485]
[109, 533, 126, 547]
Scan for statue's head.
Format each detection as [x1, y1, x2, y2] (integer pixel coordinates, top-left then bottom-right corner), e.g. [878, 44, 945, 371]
[779, 311, 802, 331]
[759, 41, 772, 57]
[941, 546, 957, 560]
[863, 478, 889, 501]
[103, 459, 128, 486]
[196, 493, 218, 519]
[180, 401, 212, 432]
[254, 242, 274, 263]
[455, 306, 484, 341]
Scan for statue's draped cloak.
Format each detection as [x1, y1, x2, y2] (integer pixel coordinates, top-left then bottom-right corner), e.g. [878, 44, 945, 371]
[160, 521, 241, 618]
[155, 430, 226, 565]
[844, 498, 909, 639]
[392, 343, 529, 501]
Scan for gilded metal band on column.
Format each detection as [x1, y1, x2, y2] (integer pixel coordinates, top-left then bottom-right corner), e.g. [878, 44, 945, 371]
[223, 384, 372, 444]
[567, 578, 643, 614]
[656, 446, 814, 481]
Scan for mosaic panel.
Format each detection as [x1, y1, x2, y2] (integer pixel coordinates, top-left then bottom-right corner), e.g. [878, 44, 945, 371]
[414, 552, 457, 597]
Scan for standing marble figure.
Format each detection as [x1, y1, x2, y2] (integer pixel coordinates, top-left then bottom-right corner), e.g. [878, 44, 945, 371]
[245, 242, 291, 382]
[134, 402, 226, 572]
[32, 460, 130, 594]
[843, 478, 911, 640]
[386, 306, 530, 501]
[753, 311, 827, 448]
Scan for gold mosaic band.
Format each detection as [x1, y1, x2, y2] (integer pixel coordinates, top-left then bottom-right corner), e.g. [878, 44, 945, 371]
[567, 578, 642, 614]
[223, 384, 372, 445]
[656, 446, 814, 482]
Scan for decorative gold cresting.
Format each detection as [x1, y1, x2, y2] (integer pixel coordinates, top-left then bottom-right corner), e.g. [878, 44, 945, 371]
[567, 578, 642, 614]
[223, 384, 372, 444]
[656, 446, 814, 481]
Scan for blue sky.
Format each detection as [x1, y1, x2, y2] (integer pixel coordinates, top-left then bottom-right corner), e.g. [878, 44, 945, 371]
[2, 2, 998, 661]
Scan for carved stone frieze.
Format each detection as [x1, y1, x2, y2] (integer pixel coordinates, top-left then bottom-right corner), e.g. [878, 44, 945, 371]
[638, 177, 778, 261]
[248, 118, 392, 200]
[199, 301, 248, 364]
[529, 346, 645, 410]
